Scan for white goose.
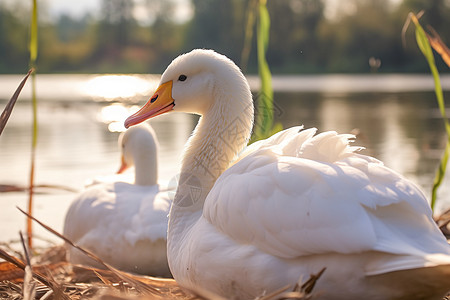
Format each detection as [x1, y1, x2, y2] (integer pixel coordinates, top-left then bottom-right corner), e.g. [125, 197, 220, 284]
[63, 123, 172, 277]
[124, 49, 450, 299]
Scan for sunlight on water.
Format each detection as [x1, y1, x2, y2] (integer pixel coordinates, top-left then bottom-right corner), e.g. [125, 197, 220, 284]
[98, 104, 141, 132]
[81, 75, 157, 101]
[1, 74, 449, 102]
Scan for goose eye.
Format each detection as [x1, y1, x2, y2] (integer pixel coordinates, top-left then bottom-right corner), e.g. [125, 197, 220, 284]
[178, 75, 187, 81]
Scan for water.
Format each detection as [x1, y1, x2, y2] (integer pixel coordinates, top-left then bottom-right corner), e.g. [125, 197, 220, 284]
[1, 74, 450, 246]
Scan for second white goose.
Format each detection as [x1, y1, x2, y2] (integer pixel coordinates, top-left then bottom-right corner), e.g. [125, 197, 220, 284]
[63, 123, 172, 277]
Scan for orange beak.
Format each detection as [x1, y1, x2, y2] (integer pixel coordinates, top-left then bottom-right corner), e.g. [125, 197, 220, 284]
[116, 155, 128, 174]
[124, 81, 175, 128]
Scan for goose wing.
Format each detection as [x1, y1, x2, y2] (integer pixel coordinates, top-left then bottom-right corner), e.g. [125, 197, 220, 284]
[203, 128, 450, 264]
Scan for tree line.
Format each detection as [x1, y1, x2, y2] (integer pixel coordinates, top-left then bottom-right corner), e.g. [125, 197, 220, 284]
[0, 0, 449, 74]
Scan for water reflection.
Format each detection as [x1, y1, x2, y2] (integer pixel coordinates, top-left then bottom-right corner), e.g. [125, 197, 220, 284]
[378, 99, 419, 176]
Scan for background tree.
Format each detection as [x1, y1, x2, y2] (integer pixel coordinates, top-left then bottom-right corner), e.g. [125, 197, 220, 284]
[0, 0, 449, 74]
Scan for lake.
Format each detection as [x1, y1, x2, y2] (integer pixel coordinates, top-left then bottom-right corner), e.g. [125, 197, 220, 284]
[1, 73, 450, 247]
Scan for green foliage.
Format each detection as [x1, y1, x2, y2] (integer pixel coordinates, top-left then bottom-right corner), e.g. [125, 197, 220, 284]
[184, 0, 246, 65]
[0, 4, 29, 73]
[409, 13, 449, 210]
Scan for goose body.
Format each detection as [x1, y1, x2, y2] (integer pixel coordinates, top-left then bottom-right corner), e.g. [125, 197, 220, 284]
[63, 124, 172, 277]
[125, 49, 450, 299]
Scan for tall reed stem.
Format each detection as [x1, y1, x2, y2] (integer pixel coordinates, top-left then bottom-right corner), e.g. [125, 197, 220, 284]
[27, 0, 38, 249]
[408, 13, 449, 211]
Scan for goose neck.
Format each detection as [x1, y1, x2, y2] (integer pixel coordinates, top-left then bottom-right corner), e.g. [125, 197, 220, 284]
[172, 95, 253, 214]
[134, 149, 158, 186]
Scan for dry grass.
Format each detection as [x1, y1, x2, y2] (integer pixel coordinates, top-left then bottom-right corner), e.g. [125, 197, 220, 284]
[1, 209, 449, 299]
[436, 208, 450, 239]
[0, 244, 320, 300]
[0, 209, 321, 300]
[0, 245, 198, 300]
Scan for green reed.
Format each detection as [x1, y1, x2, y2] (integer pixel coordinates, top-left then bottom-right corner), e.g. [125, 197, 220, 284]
[242, 0, 282, 144]
[27, 0, 38, 248]
[407, 13, 449, 211]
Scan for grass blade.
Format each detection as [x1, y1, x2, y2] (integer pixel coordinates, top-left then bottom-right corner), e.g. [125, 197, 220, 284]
[240, 0, 257, 72]
[250, 0, 282, 144]
[27, 0, 39, 249]
[426, 26, 450, 68]
[255, 0, 273, 138]
[20, 232, 37, 300]
[408, 13, 450, 211]
[0, 69, 33, 136]
[0, 183, 78, 194]
[29, 0, 38, 64]
[432, 142, 450, 209]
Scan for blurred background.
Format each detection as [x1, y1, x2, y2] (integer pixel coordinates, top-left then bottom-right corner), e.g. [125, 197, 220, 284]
[0, 0, 449, 74]
[1, 0, 450, 246]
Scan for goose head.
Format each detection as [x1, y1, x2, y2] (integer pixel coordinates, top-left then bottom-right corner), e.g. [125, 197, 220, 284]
[124, 49, 254, 207]
[125, 49, 253, 128]
[117, 123, 158, 186]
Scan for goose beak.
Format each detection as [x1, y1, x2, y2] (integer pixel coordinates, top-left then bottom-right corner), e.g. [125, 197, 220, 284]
[124, 81, 175, 128]
[116, 155, 128, 174]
